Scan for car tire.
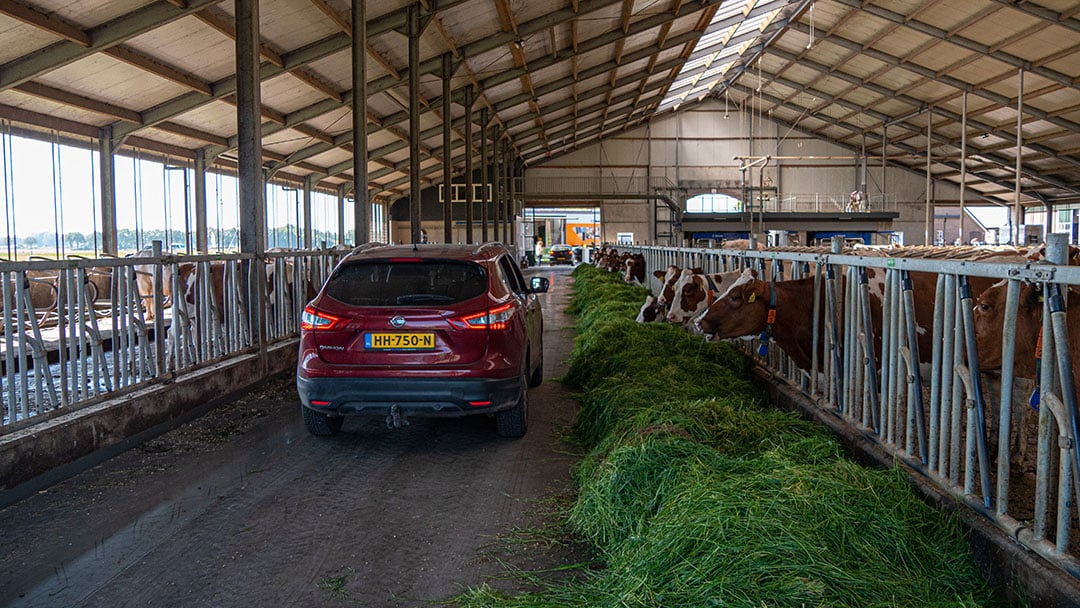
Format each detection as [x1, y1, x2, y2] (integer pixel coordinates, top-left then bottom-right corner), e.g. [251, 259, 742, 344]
[302, 405, 343, 436]
[529, 348, 543, 387]
[497, 367, 529, 438]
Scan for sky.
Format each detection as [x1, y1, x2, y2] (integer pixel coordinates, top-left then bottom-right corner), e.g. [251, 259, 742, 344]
[1, 132, 343, 252]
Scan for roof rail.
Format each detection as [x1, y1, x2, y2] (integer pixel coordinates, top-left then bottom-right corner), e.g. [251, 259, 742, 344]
[351, 242, 386, 255]
[472, 241, 505, 255]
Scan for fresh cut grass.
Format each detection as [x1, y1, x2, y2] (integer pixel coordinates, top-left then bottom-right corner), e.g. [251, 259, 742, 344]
[452, 264, 1008, 608]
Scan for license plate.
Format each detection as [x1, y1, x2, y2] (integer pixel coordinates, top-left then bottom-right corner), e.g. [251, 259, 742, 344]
[364, 332, 436, 350]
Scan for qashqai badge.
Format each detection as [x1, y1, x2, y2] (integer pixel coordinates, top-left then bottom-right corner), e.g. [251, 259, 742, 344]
[390, 315, 406, 328]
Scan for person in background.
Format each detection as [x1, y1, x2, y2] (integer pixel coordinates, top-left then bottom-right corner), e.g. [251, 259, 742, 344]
[534, 237, 543, 262]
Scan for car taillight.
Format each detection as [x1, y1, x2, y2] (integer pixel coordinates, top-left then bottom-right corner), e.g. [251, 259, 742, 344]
[450, 302, 514, 330]
[301, 305, 343, 331]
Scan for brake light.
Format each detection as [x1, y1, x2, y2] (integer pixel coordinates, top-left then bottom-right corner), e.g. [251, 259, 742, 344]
[450, 302, 515, 330]
[388, 257, 423, 262]
[301, 305, 343, 331]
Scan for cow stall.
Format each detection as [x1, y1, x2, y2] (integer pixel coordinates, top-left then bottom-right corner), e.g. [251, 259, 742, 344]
[626, 237, 1080, 589]
[0, 245, 348, 489]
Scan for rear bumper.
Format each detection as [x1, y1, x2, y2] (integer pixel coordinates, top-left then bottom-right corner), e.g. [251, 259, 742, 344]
[296, 374, 522, 417]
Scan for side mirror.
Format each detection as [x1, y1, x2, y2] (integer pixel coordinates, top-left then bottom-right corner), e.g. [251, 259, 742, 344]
[530, 276, 550, 293]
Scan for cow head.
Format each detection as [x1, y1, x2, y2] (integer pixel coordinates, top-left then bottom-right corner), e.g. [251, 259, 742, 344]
[668, 269, 754, 327]
[973, 280, 1043, 373]
[655, 266, 681, 306]
[636, 295, 659, 323]
[623, 254, 646, 284]
[696, 270, 768, 339]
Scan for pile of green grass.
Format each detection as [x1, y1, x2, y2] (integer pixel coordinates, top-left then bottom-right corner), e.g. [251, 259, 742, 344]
[455, 264, 1005, 608]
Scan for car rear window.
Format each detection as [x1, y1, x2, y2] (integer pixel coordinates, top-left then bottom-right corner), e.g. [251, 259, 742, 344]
[323, 260, 488, 306]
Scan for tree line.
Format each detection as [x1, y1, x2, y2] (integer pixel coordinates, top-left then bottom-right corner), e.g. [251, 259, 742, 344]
[3, 225, 351, 257]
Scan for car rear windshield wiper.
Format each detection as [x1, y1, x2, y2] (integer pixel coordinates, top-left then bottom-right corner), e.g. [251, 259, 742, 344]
[396, 294, 456, 304]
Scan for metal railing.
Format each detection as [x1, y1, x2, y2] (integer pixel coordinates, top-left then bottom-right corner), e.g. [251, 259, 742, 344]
[1, 244, 347, 432]
[627, 237, 1080, 580]
[772, 192, 898, 213]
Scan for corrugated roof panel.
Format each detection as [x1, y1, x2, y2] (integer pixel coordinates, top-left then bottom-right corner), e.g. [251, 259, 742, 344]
[304, 107, 353, 137]
[142, 126, 209, 150]
[123, 15, 238, 84]
[37, 54, 189, 112]
[915, 0, 999, 33]
[262, 74, 328, 115]
[36, 0, 154, 29]
[436, 0, 505, 49]
[0, 15, 58, 65]
[258, 0, 340, 52]
[306, 53, 356, 91]
[1, 89, 112, 127]
[171, 100, 237, 137]
[1000, 24, 1080, 68]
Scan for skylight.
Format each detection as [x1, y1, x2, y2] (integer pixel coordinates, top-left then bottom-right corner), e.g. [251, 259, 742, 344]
[657, 0, 803, 113]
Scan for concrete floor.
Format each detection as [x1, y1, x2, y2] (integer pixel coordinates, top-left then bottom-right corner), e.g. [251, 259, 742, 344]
[0, 264, 584, 608]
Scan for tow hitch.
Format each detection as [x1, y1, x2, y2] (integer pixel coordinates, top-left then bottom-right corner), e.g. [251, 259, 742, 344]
[386, 404, 410, 429]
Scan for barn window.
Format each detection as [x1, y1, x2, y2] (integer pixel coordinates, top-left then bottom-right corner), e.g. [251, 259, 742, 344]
[685, 193, 742, 213]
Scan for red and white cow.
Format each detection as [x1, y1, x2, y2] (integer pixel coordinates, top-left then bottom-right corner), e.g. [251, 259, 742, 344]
[974, 281, 1080, 391]
[695, 272, 846, 370]
[636, 294, 660, 323]
[666, 268, 749, 326]
[623, 253, 646, 285]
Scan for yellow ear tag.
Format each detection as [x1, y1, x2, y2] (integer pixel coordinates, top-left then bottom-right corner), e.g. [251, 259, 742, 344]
[748, 292, 756, 303]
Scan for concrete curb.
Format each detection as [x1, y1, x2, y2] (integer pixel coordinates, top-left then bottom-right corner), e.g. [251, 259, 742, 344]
[752, 364, 1080, 607]
[0, 339, 298, 504]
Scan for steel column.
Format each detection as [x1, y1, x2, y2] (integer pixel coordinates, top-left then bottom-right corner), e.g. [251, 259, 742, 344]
[1014, 68, 1024, 246]
[960, 91, 967, 245]
[508, 142, 516, 246]
[442, 52, 453, 244]
[235, 0, 264, 255]
[408, 4, 421, 244]
[194, 148, 207, 253]
[480, 107, 489, 243]
[464, 87, 474, 244]
[337, 183, 346, 244]
[353, 0, 369, 244]
[302, 175, 313, 249]
[98, 125, 117, 256]
[924, 110, 933, 246]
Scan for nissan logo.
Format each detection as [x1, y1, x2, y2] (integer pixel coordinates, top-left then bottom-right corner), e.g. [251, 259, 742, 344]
[390, 315, 406, 328]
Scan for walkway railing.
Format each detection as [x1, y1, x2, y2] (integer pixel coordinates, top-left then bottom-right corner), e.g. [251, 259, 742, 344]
[1, 245, 347, 432]
[628, 237, 1080, 580]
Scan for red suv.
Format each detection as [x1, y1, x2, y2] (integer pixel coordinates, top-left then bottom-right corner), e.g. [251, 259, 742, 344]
[296, 243, 549, 438]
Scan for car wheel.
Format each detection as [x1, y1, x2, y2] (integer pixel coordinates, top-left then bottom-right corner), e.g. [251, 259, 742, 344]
[302, 405, 343, 436]
[497, 367, 529, 438]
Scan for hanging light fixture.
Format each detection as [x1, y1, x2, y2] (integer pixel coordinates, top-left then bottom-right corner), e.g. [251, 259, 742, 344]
[807, 1, 815, 50]
[724, 88, 730, 119]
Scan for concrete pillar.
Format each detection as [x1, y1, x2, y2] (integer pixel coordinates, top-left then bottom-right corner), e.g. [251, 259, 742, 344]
[98, 125, 118, 256]
[442, 53, 453, 244]
[463, 87, 474, 244]
[303, 175, 313, 249]
[407, 4, 421, 244]
[352, 0, 369, 245]
[480, 106, 489, 243]
[235, 0, 264, 255]
[194, 148, 208, 253]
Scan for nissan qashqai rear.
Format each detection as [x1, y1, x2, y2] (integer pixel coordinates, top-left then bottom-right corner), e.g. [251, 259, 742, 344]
[296, 243, 548, 438]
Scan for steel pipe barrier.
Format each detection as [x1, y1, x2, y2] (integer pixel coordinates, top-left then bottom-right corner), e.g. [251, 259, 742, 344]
[1, 245, 349, 434]
[626, 238, 1080, 580]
